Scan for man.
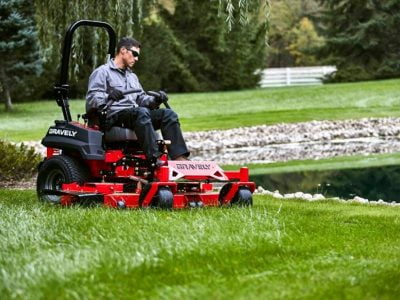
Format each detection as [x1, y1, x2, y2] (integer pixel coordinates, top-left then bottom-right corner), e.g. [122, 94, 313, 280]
[86, 37, 190, 165]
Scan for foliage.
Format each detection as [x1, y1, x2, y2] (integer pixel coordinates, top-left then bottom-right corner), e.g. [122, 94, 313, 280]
[0, 140, 42, 181]
[1, 191, 400, 298]
[318, 0, 400, 82]
[286, 17, 324, 66]
[1, 78, 400, 142]
[136, 0, 267, 92]
[31, 0, 269, 97]
[134, 17, 200, 92]
[267, 0, 324, 67]
[33, 0, 149, 96]
[0, 0, 42, 110]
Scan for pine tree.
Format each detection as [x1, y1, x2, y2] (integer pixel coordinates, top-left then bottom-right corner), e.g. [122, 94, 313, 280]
[318, 0, 400, 81]
[0, 0, 42, 111]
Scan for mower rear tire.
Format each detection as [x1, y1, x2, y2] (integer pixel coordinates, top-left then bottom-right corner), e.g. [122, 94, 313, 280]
[154, 187, 173, 209]
[37, 155, 90, 204]
[231, 187, 253, 207]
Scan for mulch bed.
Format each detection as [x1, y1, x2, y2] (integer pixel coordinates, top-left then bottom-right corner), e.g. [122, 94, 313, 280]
[0, 177, 36, 190]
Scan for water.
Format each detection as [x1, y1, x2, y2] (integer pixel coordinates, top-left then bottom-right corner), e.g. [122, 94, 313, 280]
[251, 165, 400, 203]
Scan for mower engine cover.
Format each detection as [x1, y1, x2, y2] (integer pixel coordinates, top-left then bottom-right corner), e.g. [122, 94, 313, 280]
[42, 120, 104, 160]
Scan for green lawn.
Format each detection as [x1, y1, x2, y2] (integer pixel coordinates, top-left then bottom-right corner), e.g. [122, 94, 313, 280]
[2, 80, 400, 299]
[1, 190, 399, 299]
[225, 152, 400, 175]
[1, 78, 400, 142]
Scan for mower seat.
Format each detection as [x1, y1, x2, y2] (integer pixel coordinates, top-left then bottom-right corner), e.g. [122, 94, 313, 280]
[83, 111, 138, 143]
[104, 127, 137, 143]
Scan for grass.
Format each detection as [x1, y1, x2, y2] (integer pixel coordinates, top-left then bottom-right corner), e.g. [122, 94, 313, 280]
[2, 79, 400, 298]
[0, 190, 399, 299]
[224, 152, 400, 175]
[1, 78, 400, 142]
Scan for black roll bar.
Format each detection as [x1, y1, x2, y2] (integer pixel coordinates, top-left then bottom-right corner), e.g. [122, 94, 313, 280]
[55, 20, 116, 122]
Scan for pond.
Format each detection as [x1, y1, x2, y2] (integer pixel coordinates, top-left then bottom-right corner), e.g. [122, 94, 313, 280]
[251, 165, 400, 203]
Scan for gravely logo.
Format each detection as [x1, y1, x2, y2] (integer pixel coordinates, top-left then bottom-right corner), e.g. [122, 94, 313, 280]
[168, 161, 228, 181]
[48, 128, 78, 137]
[175, 163, 211, 170]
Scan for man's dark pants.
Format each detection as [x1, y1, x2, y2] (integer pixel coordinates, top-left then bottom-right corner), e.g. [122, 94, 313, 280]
[109, 107, 189, 160]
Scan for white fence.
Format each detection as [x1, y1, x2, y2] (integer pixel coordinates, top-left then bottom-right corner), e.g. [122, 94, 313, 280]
[259, 66, 337, 88]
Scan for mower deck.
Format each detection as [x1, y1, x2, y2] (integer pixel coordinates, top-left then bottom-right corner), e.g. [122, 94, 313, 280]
[58, 163, 255, 209]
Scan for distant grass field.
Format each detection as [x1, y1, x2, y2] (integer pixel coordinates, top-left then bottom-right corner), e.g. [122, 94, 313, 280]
[1, 78, 400, 142]
[1, 190, 399, 299]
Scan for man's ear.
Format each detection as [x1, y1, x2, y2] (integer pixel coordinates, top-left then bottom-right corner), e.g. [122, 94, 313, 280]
[119, 47, 126, 55]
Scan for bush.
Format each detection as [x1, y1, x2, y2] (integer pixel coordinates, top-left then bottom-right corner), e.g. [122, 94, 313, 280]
[0, 140, 42, 181]
[323, 61, 400, 83]
[323, 65, 373, 83]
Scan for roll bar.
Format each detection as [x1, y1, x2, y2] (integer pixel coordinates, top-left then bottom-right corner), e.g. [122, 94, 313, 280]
[55, 20, 116, 122]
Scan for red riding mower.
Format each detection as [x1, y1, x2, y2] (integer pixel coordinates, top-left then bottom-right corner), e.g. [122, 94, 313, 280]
[36, 20, 255, 209]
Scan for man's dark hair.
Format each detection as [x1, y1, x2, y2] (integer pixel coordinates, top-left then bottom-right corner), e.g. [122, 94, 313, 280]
[116, 37, 141, 53]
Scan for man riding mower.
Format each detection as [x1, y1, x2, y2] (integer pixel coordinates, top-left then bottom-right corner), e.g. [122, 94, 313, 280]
[86, 36, 190, 167]
[36, 20, 255, 209]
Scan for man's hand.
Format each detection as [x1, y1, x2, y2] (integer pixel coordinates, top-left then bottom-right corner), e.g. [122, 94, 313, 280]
[150, 90, 168, 105]
[158, 91, 168, 103]
[108, 89, 124, 102]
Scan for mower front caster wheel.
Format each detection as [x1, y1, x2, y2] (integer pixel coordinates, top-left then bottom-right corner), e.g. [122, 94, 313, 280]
[219, 184, 253, 207]
[229, 187, 253, 207]
[154, 187, 173, 209]
[233, 188, 253, 206]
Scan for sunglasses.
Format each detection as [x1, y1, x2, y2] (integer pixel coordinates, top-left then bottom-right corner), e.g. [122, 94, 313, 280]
[127, 48, 140, 58]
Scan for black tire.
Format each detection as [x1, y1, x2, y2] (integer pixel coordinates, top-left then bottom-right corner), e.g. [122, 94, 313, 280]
[153, 187, 173, 209]
[231, 187, 253, 206]
[219, 183, 232, 206]
[37, 155, 90, 204]
[139, 183, 153, 207]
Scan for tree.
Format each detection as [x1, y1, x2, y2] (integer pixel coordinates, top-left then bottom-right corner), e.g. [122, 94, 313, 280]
[33, 0, 269, 96]
[0, 0, 42, 111]
[318, 0, 400, 82]
[33, 0, 149, 97]
[267, 0, 324, 67]
[138, 0, 268, 92]
[286, 17, 324, 66]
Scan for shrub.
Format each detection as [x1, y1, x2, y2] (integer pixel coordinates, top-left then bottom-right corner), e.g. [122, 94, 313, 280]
[323, 64, 373, 83]
[0, 140, 42, 181]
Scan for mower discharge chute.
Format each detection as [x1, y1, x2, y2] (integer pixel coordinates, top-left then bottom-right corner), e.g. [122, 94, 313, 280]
[37, 20, 255, 209]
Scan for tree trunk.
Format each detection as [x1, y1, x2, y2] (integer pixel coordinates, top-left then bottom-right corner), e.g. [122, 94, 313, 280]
[4, 86, 13, 111]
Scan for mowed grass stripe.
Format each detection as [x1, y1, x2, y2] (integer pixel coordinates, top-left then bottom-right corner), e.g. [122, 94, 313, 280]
[181, 106, 400, 131]
[1, 190, 399, 298]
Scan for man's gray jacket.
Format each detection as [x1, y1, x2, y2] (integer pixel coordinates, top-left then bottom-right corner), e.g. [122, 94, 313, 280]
[86, 59, 157, 115]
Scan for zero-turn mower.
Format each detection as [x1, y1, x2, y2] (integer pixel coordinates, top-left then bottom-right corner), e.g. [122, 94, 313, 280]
[36, 20, 255, 209]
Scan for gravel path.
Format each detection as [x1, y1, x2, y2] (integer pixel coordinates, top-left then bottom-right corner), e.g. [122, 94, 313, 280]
[185, 117, 400, 164]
